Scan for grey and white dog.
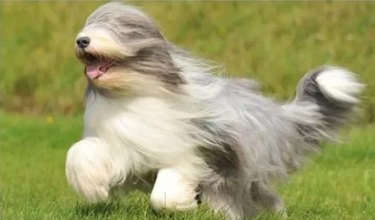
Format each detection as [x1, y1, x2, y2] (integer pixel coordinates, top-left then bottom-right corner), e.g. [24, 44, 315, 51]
[66, 2, 363, 219]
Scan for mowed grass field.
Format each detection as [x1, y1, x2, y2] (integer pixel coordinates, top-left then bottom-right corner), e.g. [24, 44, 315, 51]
[1, 113, 375, 220]
[1, 1, 375, 220]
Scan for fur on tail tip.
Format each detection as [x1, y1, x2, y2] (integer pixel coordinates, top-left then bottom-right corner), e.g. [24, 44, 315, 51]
[315, 66, 364, 104]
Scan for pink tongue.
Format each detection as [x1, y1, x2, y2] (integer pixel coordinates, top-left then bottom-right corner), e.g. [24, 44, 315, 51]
[86, 63, 103, 79]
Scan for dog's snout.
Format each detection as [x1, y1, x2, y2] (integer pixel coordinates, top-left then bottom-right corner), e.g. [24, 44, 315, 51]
[76, 36, 91, 49]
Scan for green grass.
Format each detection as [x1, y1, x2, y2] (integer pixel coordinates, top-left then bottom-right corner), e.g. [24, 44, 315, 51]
[0, 2, 374, 122]
[1, 112, 374, 220]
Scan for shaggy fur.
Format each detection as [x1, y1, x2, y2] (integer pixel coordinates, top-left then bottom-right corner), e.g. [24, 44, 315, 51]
[66, 3, 364, 219]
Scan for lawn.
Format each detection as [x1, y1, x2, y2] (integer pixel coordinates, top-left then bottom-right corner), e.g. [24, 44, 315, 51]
[1, 113, 374, 220]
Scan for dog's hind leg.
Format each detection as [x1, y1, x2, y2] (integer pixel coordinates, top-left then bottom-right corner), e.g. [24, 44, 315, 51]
[66, 138, 124, 203]
[150, 168, 200, 211]
[250, 182, 285, 214]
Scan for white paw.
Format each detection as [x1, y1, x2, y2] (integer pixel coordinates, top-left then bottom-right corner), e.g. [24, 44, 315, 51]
[66, 138, 112, 203]
[150, 168, 198, 211]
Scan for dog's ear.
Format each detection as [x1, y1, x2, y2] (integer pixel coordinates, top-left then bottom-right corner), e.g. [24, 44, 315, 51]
[122, 39, 165, 57]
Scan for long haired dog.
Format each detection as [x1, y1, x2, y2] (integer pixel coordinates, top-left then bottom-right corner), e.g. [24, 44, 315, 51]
[66, 3, 363, 219]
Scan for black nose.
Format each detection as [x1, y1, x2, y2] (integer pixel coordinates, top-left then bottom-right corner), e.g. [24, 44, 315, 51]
[76, 36, 90, 49]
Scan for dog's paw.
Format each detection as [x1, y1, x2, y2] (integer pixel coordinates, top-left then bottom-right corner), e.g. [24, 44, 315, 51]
[66, 139, 112, 203]
[150, 169, 199, 211]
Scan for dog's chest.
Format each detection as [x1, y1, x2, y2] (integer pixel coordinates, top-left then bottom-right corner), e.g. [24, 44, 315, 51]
[83, 94, 196, 159]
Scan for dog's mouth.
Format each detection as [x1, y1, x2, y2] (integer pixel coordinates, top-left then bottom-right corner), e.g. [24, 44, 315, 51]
[77, 50, 117, 80]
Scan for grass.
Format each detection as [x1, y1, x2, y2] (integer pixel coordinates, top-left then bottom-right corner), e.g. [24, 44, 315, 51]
[1, 112, 374, 220]
[0, 2, 374, 122]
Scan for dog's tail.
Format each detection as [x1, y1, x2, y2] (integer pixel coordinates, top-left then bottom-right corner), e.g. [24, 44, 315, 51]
[283, 66, 364, 148]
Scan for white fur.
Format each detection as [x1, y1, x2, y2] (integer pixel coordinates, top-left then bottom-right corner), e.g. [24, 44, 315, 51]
[316, 67, 364, 104]
[66, 92, 209, 205]
[150, 168, 198, 211]
[66, 138, 113, 203]
[77, 28, 132, 58]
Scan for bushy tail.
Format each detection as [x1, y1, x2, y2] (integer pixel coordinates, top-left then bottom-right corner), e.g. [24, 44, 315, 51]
[284, 66, 364, 146]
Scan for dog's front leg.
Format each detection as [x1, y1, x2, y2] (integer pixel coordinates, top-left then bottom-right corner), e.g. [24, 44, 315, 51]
[150, 168, 200, 211]
[66, 137, 124, 203]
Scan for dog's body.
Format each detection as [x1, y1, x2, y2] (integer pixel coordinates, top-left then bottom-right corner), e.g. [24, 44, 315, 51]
[66, 3, 363, 219]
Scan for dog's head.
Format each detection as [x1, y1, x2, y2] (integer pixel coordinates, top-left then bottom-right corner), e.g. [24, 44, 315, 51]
[75, 2, 184, 96]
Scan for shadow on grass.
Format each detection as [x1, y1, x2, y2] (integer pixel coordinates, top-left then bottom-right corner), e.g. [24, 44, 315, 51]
[75, 201, 122, 217]
[73, 195, 223, 220]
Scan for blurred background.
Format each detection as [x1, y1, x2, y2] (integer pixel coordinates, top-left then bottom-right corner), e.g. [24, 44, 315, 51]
[1, 1, 374, 123]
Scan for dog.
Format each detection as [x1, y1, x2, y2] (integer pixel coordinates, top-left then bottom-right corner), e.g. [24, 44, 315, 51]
[65, 2, 363, 219]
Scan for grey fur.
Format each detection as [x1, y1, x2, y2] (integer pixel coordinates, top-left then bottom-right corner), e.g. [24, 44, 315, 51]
[76, 3, 363, 219]
[82, 2, 184, 90]
[184, 62, 362, 218]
